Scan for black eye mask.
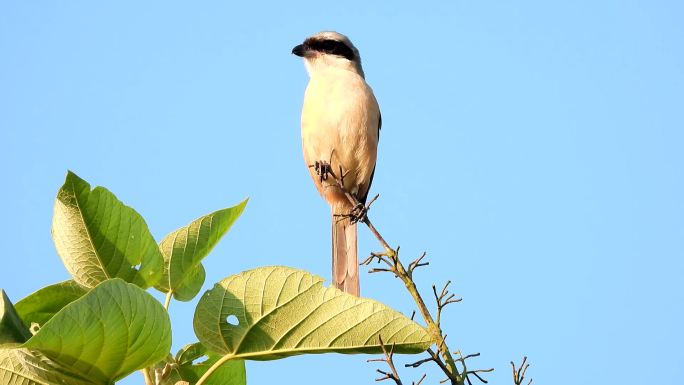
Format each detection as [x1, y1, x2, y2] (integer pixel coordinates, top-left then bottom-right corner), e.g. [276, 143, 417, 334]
[307, 39, 355, 61]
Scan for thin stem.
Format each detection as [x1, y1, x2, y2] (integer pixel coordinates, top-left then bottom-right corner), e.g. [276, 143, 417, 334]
[382, 338, 402, 384]
[511, 356, 532, 385]
[414, 373, 427, 385]
[142, 368, 154, 385]
[363, 217, 462, 384]
[164, 290, 173, 311]
[195, 354, 235, 385]
[368, 336, 404, 384]
[362, 217, 392, 253]
[322, 165, 468, 384]
[143, 293, 172, 385]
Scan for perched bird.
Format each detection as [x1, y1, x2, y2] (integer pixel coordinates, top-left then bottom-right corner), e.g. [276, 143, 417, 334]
[292, 31, 381, 296]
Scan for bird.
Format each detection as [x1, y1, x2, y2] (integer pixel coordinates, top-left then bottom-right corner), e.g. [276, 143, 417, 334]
[292, 31, 381, 296]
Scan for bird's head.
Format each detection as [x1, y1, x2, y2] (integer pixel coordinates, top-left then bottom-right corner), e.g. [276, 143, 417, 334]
[292, 31, 364, 78]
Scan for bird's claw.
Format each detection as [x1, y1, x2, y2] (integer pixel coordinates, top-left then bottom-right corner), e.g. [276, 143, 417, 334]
[350, 202, 368, 224]
[312, 160, 332, 183]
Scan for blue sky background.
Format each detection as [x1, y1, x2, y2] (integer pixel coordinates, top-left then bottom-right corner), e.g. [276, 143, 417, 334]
[1, 1, 682, 384]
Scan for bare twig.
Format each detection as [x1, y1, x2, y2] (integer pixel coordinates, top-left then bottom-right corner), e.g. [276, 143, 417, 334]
[365, 193, 381, 210]
[465, 368, 494, 384]
[408, 252, 429, 277]
[511, 357, 532, 385]
[426, 347, 451, 376]
[361, 251, 399, 275]
[318, 165, 505, 385]
[319, 166, 464, 384]
[367, 336, 403, 385]
[405, 356, 433, 369]
[432, 281, 462, 328]
[451, 351, 496, 385]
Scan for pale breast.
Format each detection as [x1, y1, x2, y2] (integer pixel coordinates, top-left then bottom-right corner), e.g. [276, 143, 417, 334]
[301, 68, 380, 203]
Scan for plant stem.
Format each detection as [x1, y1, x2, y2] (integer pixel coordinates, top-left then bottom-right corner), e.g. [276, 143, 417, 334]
[325, 167, 466, 384]
[144, 291, 171, 385]
[363, 216, 464, 385]
[195, 354, 235, 385]
[142, 367, 154, 385]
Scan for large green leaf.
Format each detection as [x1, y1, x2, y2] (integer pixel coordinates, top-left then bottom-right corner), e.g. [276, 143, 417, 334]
[194, 266, 432, 360]
[0, 291, 31, 345]
[15, 281, 87, 328]
[0, 346, 97, 385]
[51, 171, 164, 288]
[23, 279, 171, 384]
[155, 200, 248, 302]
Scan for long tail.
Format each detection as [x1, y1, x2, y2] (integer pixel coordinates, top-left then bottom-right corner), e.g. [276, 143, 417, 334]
[332, 203, 359, 296]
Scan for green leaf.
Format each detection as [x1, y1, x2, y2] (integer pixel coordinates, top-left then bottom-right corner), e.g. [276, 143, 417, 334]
[0, 291, 31, 345]
[23, 279, 171, 384]
[172, 264, 206, 303]
[51, 171, 164, 288]
[15, 281, 88, 329]
[158, 344, 246, 385]
[178, 355, 245, 385]
[155, 200, 247, 302]
[193, 266, 432, 360]
[175, 342, 207, 365]
[0, 346, 97, 385]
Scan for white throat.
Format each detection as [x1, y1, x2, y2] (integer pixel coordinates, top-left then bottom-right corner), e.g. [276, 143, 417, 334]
[304, 55, 365, 79]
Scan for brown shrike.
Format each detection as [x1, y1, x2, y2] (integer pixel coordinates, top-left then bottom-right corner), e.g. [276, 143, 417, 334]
[292, 31, 380, 296]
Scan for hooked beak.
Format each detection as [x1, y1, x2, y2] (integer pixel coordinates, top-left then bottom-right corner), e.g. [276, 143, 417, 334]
[291, 44, 306, 57]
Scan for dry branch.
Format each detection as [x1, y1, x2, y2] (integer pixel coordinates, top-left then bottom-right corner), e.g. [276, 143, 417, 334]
[319, 165, 531, 385]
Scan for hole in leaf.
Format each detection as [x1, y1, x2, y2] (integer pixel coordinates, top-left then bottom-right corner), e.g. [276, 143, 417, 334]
[226, 315, 239, 326]
[132, 263, 141, 270]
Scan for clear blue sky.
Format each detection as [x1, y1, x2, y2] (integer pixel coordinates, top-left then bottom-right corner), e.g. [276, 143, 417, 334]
[1, 1, 682, 384]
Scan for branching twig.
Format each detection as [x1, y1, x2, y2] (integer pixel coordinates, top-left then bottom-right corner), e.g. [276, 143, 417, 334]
[361, 251, 397, 275]
[452, 351, 495, 385]
[319, 166, 470, 384]
[407, 252, 429, 277]
[413, 373, 427, 385]
[432, 281, 462, 328]
[511, 357, 532, 385]
[368, 336, 429, 385]
[405, 356, 433, 369]
[317, 165, 521, 385]
[367, 336, 403, 385]
[426, 347, 452, 377]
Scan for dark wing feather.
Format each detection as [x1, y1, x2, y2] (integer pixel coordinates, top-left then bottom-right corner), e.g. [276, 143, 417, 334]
[378, 112, 382, 133]
[359, 111, 381, 204]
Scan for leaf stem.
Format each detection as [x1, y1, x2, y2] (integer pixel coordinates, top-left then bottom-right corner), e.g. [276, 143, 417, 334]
[195, 354, 235, 385]
[142, 368, 154, 385]
[164, 290, 173, 311]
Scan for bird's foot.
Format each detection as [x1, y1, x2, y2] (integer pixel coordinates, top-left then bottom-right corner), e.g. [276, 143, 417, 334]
[332, 203, 366, 224]
[349, 202, 368, 224]
[310, 160, 332, 183]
